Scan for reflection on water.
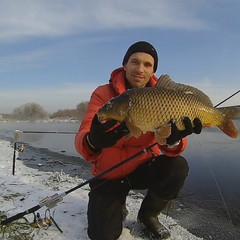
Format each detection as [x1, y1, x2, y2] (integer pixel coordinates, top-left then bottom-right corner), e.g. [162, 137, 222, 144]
[0, 120, 240, 209]
[0, 121, 80, 157]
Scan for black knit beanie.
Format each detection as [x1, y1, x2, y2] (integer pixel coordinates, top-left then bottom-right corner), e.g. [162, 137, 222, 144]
[122, 41, 158, 72]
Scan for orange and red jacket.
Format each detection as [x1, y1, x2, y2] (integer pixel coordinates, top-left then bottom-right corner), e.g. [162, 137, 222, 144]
[75, 67, 187, 180]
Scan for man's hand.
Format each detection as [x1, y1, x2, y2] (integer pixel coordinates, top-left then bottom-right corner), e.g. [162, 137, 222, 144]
[166, 117, 202, 146]
[87, 114, 129, 152]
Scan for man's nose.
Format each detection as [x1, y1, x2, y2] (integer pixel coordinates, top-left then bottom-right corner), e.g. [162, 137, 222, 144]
[136, 63, 144, 72]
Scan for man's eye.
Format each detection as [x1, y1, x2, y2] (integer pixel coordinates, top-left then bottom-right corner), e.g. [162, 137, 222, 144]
[130, 60, 138, 64]
[145, 63, 152, 68]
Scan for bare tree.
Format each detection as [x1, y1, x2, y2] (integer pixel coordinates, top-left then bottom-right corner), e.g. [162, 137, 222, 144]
[12, 103, 48, 120]
[50, 109, 77, 119]
[76, 101, 89, 121]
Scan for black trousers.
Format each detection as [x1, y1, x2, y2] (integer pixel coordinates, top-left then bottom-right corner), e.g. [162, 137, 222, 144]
[87, 155, 189, 240]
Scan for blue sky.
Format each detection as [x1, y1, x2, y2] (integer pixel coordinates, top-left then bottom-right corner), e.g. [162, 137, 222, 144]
[0, 0, 240, 114]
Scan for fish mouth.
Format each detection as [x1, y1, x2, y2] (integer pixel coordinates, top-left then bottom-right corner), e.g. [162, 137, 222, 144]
[97, 112, 108, 122]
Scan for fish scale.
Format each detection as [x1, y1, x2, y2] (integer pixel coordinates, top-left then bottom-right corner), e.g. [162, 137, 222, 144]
[97, 75, 238, 145]
[129, 87, 208, 131]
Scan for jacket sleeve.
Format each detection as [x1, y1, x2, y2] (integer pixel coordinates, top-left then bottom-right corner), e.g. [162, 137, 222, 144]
[74, 85, 112, 162]
[158, 137, 187, 157]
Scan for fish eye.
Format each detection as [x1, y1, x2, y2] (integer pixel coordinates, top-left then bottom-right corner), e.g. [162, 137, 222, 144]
[106, 102, 113, 109]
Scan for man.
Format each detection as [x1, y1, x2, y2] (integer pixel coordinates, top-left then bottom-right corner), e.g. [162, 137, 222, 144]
[75, 41, 202, 240]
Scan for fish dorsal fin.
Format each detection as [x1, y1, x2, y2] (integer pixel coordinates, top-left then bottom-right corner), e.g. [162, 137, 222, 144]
[155, 74, 213, 107]
[155, 74, 175, 89]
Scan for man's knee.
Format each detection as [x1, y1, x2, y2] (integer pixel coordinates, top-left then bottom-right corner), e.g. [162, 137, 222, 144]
[149, 155, 189, 200]
[155, 155, 189, 179]
[170, 155, 189, 177]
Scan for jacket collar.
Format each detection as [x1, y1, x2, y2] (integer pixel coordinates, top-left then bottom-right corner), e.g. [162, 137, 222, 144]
[109, 67, 158, 95]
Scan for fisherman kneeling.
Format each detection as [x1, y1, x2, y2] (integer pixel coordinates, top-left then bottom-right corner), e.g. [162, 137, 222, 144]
[75, 41, 202, 240]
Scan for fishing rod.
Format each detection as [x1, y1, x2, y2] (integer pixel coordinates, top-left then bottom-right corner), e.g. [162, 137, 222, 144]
[12, 130, 77, 175]
[15, 130, 77, 134]
[5, 89, 239, 225]
[12, 142, 17, 176]
[12, 130, 22, 176]
[1, 142, 158, 225]
[214, 89, 240, 108]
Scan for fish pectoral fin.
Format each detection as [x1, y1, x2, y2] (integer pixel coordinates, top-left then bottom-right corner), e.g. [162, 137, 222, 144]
[204, 123, 212, 128]
[154, 135, 166, 145]
[156, 124, 172, 137]
[125, 120, 142, 138]
[154, 124, 172, 145]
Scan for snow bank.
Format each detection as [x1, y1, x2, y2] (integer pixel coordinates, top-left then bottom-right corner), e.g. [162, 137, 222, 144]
[0, 139, 202, 239]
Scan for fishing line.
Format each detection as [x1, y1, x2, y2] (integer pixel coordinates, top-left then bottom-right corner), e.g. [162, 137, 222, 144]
[196, 151, 237, 235]
[207, 162, 237, 235]
[202, 92, 240, 235]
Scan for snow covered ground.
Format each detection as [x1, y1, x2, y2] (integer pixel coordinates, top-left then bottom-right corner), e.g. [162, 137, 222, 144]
[0, 138, 203, 240]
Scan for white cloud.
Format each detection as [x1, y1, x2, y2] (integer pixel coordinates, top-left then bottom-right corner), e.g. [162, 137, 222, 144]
[0, 0, 207, 42]
[0, 48, 51, 72]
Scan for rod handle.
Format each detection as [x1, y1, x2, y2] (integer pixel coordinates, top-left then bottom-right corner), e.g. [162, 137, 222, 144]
[1, 205, 41, 225]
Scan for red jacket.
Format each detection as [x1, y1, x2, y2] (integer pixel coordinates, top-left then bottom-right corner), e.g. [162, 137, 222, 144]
[75, 67, 187, 179]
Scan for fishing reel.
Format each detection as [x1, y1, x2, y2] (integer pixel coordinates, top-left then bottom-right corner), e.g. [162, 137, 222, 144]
[14, 130, 25, 153]
[18, 144, 25, 153]
[0, 209, 63, 240]
[33, 209, 63, 233]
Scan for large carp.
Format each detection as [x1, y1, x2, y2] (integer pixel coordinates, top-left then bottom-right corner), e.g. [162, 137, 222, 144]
[97, 75, 238, 145]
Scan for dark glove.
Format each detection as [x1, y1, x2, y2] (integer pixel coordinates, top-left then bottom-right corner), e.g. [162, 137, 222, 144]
[166, 117, 202, 145]
[87, 114, 129, 152]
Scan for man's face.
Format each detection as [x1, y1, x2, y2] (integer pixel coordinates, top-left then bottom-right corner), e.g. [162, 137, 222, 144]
[123, 52, 155, 88]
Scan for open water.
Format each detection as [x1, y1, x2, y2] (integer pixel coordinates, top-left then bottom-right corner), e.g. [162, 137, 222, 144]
[0, 120, 240, 211]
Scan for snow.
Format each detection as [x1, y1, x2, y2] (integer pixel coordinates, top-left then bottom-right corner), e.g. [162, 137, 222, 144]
[0, 138, 203, 240]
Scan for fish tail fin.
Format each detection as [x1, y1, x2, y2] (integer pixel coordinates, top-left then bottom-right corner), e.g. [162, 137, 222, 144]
[218, 107, 238, 138]
[218, 119, 238, 138]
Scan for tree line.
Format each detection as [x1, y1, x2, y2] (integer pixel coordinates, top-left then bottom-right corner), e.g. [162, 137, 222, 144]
[3, 102, 240, 121]
[9, 101, 89, 121]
